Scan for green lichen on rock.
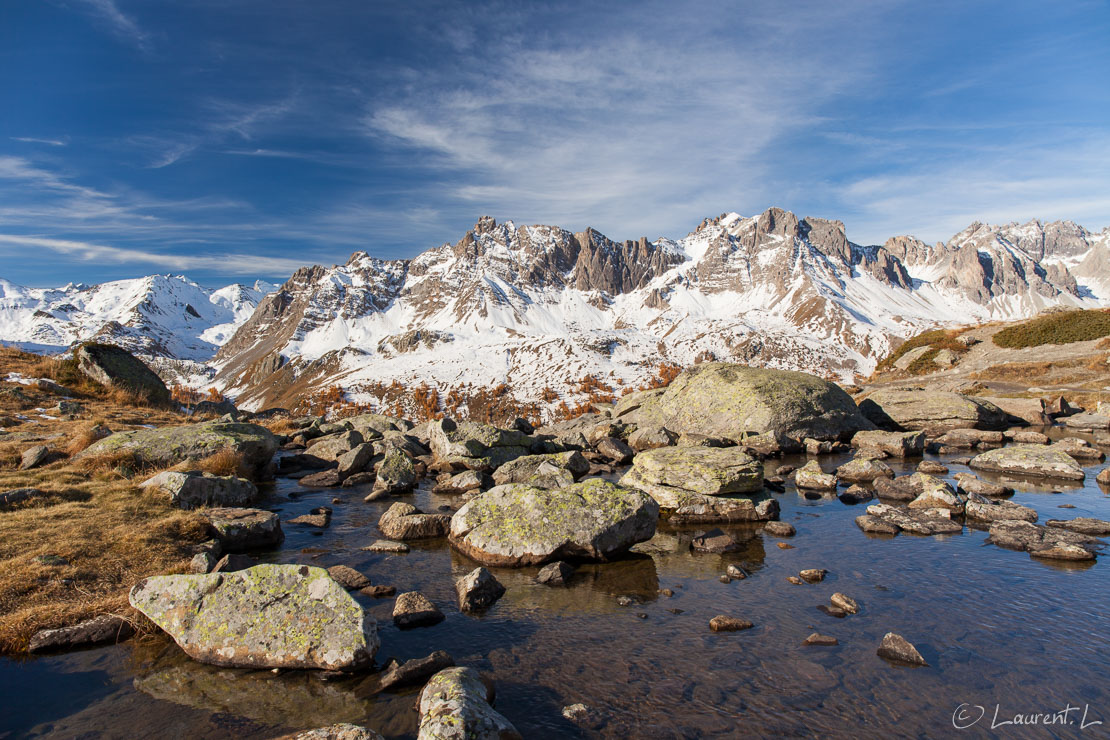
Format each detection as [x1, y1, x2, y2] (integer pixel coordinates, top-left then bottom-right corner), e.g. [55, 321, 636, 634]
[129, 563, 376, 671]
[449, 479, 658, 566]
[622, 446, 762, 495]
[79, 420, 278, 478]
[417, 667, 521, 740]
[626, 363, 871, 442]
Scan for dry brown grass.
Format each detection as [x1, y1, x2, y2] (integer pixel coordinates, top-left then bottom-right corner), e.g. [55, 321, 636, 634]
[263, 417, 304, 435]
[190, 447, 249, 478]
[0, 466, 207, 653]
[64, 421, 109, 456]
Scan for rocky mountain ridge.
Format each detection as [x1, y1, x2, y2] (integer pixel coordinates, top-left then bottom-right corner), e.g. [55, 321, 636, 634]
[210, 208, 1110, 411]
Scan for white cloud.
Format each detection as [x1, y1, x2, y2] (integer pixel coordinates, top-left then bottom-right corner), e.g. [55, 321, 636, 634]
[0, 234, 304, 276]
[10, 137, 67, 147]
[75, 0, 150, 51]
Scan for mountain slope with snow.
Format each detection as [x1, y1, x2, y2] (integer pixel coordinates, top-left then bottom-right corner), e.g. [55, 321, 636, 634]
[210, 208, 1110, 411]
[0, 275, 275, 360]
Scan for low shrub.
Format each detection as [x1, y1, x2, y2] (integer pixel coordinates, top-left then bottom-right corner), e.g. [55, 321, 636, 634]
[992, 309, 1110, 349]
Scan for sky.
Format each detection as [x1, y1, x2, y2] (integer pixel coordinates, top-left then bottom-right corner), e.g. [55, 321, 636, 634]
[1, 0, 1108, 287]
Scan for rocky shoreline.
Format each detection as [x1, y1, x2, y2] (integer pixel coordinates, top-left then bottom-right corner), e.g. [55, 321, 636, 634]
[4, 353, 1110, 738]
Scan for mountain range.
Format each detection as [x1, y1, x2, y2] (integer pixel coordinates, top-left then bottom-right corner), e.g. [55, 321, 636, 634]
[3, 208, 1108, 412]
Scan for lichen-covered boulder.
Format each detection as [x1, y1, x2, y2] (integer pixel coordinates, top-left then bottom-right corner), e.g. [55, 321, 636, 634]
[76, 342, 170, 405]
[964, 492, 1037, 523]
[79, 421, 278, 479]
[858, 388, 1008, 434]
[449, 479, 658, 567]
[618, 446, 775, 524]
[417, 667, 521, 740]
[621, 446, 762, 495]
[429, 418, 531, 458]
[129, 564, 377, 670]
[970, 445, 1085, 481]
[141, 471, 257, 510]
[490, 451, 589, 488]
[624, 363, 871, 442]
[375, 449, 417, 493]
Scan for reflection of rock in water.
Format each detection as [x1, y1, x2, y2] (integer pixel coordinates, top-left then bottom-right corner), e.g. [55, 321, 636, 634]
[449, 549, 660, 614]
[133, 655, 373, 730]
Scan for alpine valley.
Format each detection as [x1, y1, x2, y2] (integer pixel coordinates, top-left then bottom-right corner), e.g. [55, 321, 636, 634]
[3, 208, 1109, 414]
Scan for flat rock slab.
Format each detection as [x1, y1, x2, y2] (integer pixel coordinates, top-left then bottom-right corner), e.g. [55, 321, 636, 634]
[328, 565, 371, 590]
[129, 564, 376, 671]
[970, 445, 1085, 481]
[449, 479, 658, 567]
[859, 389, 1007, 435]
[987, 520, 1099, 561]
[28, 614, 135, 653]
[361, 540, 410, 553]
[1045, 517, 1110, 536]
[964, 493, 1037, 523]
[864, 503, 962, 536]
[201, 508, 284, 551]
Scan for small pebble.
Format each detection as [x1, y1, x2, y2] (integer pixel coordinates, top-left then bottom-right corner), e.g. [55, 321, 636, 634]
[659, 588, 674, 597]
[667, 608, 684, 615]
[786, 576, 804, 585]
[718, 575, 731, 583]
[1058, 504, 1076, 509]
[637, 613, 648, 619]
[726, 565, 746, 579]
[777, 543, 795, 550]
[709, 616, 753, 632]
[803, 633, 839, 646]
[817, 605, 848, 618]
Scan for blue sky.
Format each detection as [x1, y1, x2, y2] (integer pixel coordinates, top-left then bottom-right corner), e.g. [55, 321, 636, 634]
[1, 1, 1108, 287]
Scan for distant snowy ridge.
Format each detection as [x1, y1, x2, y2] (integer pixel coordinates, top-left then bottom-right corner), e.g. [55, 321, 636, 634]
[209, 208, 1109, 411]
[0, 275, 275, 360]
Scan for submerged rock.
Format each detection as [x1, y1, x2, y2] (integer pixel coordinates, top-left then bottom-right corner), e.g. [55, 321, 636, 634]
[449, 479, 658, 567]
[129, 564, 376, 671]
[378, 650, 455, 692]
[970, 445, 1085, 481]
[417, 667, 521, 740]
[709, 616, 753, 632]
[623, 363, 872, 442]
[287, 725, 383, 740]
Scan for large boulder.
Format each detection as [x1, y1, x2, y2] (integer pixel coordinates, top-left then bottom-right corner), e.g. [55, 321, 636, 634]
[622, 363, 871, 442]
[129, 564, 376, 670]
[858, 388, 1008, 434]
[490, 451, 589, 488]
[429, 419, 531, 471]
[969, 445, 1085, 481]
[79, 421, 278, 479]
[618, 446, 776, 524]
[449, 479, 658, 566]
[76, 343, 171, 405]
[375, 450, 417, 493]
[417, 667, 521, 740]
[141, 471, 257, 510]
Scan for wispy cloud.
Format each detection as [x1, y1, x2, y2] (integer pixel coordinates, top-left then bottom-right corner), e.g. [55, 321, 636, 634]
[0, 234, 304, 276]
[75, 0, 150, 51]
[10, 137, 67, 147]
